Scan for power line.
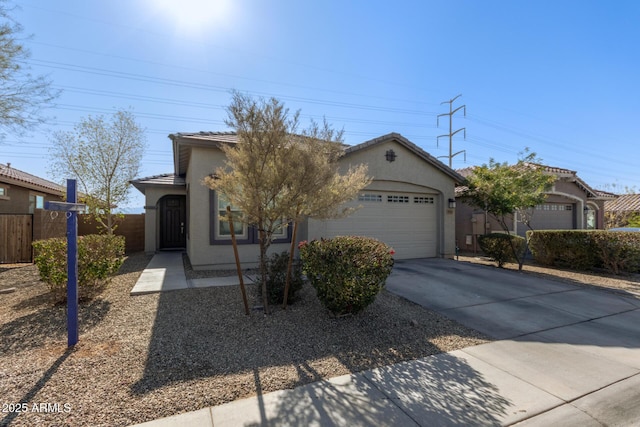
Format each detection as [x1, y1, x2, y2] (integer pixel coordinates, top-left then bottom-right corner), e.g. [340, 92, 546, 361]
[27, 59, 438, 117]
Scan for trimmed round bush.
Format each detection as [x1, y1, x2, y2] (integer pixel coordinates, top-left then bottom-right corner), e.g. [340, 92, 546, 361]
[33, 234, 125, 301]
[299, 236, 395, 316]
[478, 233, 525, 268]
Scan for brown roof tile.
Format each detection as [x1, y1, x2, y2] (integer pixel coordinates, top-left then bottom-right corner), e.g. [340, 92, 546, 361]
[0, 163, 64, 194]
[130, 173, 186, 193]
[605, 194, 640, 212]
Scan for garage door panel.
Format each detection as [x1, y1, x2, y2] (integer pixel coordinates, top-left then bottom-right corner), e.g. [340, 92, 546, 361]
[324, 191, 438, 259]
[527, 203, 575, 233]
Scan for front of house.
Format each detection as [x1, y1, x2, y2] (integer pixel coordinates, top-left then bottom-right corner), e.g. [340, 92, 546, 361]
[132, 132, 463, 270]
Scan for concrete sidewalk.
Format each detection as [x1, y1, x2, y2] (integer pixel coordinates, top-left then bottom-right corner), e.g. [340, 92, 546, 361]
[129, 257, 640, 426]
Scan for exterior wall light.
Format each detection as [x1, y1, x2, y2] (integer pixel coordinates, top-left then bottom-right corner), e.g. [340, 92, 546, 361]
[448, 198, 456, 209]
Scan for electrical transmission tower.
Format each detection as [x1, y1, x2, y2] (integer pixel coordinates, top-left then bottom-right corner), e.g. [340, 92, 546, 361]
[437, 94, 466, 168]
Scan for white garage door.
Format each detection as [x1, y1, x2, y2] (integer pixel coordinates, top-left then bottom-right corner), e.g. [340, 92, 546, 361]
[325, 191, 438, 259]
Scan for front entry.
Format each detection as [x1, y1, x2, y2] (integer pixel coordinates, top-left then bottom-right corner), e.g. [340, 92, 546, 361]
[159, 195, 186, 250]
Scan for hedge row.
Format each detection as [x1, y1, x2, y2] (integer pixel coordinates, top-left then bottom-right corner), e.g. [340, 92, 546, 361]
[527, 230, 640, 274]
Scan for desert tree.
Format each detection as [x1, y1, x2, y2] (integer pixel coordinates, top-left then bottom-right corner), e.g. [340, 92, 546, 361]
[459, 150, 555, 270]
[49, 109, 146, 234]
[0, 1, 58, 140]
[204, 91, 370, 313]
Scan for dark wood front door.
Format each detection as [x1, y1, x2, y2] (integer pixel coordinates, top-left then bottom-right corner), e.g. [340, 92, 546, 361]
[159, 196, 186, 249]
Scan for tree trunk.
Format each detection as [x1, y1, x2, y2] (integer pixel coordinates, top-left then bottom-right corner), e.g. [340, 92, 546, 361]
[258, 228, 270, 315]
[107, 212, 114, 235]
[282, 220, 299, 309]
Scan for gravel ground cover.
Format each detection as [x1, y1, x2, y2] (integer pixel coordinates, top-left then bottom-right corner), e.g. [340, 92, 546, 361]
[1, 253, 488, 427]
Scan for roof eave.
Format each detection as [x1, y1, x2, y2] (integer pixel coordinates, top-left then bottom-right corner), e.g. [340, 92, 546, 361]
[0, 175, 65, 196]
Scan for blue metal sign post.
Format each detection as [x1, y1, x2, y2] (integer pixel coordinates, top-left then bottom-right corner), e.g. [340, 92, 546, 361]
[44, 179, 86, 347]
[66, 179, 79, 346]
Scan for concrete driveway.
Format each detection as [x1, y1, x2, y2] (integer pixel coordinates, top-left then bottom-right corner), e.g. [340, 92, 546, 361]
[386, 258, 640, 425]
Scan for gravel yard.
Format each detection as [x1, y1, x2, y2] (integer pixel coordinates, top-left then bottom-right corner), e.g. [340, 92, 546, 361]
[1, 253, 488, 427]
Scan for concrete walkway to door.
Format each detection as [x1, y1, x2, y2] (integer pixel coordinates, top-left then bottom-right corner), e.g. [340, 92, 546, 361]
[130, 252, 257, 295]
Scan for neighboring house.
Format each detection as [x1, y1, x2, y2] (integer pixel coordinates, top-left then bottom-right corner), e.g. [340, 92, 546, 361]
[455, 164, 610, 252]
[604, 193, 640, 228]
[131, 132, 463, 270]
[1, 163, 66, 262]
[0, 163, 64, 216]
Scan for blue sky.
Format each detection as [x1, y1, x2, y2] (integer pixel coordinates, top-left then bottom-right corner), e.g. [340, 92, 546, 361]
[3, 0, 640, 209]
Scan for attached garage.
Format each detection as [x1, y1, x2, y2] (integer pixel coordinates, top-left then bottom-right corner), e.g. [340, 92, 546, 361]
[308, 133, 463, 260]
[324, 191, 438, 259]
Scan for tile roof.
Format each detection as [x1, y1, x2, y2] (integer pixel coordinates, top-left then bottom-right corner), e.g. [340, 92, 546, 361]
[455, 167, 474, 178]
[169, 131, 239, 144]
[0, 163, 64, 194]
[605, 194, 640, 212]
[130, 173, 186, 193]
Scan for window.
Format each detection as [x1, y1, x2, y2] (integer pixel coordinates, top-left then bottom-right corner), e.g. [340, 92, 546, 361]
[414, 196, 434, 204]
[387, 195, 410, 203]
[536, 204, 574, 211]
[0, 186, 5, 196]
[271, 218, 288, 238]
[210, 191, 292, 245]
[358, 193, 382, 202]
[585, 207, 596, 230]
[217, 194, 246, 238]
[29, 194, 44, 213]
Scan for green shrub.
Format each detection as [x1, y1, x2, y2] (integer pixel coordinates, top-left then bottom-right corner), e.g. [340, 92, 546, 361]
[477, 233, 525, 267]
[527, 230, 640, 274]
[260, 251, 304, 305]
[527, 230, 599, 270]
[592, 231, 640, 275]
[299, 236, 395, 316]
[33, 234, 125, 301]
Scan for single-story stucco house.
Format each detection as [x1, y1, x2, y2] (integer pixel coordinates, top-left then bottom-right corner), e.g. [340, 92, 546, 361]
[454, 164, 612, 252]
[131, 132, 464, 269]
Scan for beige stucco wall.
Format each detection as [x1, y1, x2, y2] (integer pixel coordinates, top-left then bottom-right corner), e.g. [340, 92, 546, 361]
[308, 140, 458, 258]
[185, 146, 292, 269]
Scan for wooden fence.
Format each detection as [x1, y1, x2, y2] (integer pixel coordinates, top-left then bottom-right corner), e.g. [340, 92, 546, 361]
[0, 214, 33, 263]
[1, 213, 145, 264]
[77, 214, 145, 253]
